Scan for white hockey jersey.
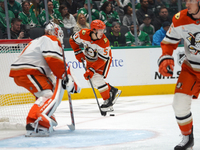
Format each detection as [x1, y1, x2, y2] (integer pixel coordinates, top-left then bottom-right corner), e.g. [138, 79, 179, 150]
[9, 35, 66, 79]
[162, 9, 200, 70]
[69, 28, 112, 78]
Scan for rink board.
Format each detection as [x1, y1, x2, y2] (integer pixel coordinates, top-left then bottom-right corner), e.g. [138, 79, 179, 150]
[1, 46, 184, 101]
[63, 46, 184, 99]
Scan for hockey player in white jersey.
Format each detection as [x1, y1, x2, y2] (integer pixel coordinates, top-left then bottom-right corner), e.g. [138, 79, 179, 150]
[158, 0, 200, 149]
[9, 22, 81, 137]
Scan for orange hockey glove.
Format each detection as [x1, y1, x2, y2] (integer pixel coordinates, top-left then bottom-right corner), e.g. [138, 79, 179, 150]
[158, 55, 174, 77]
[84, 68, 95, 80]
[74, 50, 85, 62]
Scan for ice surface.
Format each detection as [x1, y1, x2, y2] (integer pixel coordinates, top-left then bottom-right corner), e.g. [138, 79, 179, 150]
[0, 95, 200, 150]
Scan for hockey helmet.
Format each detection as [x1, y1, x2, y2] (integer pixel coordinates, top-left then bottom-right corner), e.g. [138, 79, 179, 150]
[45, 22, 64, 44]
[90, 20, 106, 31]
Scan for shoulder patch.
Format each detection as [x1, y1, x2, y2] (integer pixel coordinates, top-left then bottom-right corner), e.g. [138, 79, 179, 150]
[175, 12, 180, 19]
[103, 38, 108, 43]
[82, 30, 86, 35]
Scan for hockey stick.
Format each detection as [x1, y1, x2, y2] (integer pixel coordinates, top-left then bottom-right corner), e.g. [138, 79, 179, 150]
[81, 58, 107, 116]
[61, 47, 75, 131]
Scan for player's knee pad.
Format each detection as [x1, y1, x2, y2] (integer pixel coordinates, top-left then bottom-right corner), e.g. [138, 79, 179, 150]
[90, 73, 105, 89]
[172, 93, 192, 117]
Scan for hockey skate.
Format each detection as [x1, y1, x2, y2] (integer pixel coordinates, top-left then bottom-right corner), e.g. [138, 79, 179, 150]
[25, 117, 51, 137]
[100, 85, 121, 112]
[174, 128, 194, 150]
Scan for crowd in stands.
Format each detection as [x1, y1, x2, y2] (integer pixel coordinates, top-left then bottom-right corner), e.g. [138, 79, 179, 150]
[0, 0, 184, 48]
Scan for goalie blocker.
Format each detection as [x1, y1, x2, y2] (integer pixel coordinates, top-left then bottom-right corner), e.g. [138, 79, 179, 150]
[25, 66, 81, 137]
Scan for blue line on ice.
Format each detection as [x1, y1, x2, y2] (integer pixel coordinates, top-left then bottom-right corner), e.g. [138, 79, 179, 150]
[0, 129, 155, 148]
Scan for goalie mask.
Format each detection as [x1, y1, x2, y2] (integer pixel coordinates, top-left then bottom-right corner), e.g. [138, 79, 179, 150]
[45, 22, 64, 44]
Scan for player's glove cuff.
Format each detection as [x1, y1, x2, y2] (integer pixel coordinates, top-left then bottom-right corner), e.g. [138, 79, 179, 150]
[158, 55, 174, 66]
[88, 67, 96, 74]
[74, 50, 83, 55]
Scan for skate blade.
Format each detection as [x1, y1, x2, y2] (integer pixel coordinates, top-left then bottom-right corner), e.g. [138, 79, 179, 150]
[101, 106, 114, 112]
[25, 131, 50, 137]
[113, 90, 122, 104]
[186, 147, 193, 150]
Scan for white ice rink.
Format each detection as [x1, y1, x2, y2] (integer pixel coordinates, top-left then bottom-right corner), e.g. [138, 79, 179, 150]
[0, 94, 200, 150]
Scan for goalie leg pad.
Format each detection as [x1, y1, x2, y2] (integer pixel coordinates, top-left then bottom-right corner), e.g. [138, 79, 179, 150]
[27, 78, 64, 129]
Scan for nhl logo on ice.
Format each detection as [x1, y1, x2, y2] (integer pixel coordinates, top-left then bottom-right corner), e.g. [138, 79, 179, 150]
[177, 52, 185, 66]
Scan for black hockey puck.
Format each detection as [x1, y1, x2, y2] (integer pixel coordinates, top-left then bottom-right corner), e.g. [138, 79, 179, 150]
[110, 114, 115, 116]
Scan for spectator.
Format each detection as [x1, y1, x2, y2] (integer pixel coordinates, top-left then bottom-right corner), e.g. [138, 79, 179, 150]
[125, 23, 151, 46]
[30, 0, 43, 17]
[152, 21, 170, 46]
[77, 0, 103, 22]
[168, 0, 179, 19]
[59, 5, 76, 35]
[18, 1, 40, 28]
[122, 4, 138, 28]
[7, 0, 22, 18]
[40, 0, 60, 10]
[100, 0, 124, 15]
[38, 0, 64, 27]
[0, 0, 15, 33]
[73, 13, 90, 33]
[148, 0, 156, 12]
[153, 6, 172, 31]
[139, 14, 155, 41]
[154, 0, 168, 17]
[3, 18, 30, 39]
[123, 0, 141, 10]
[59, 0, 79, 18]
[136, 0, 155, 25]
[100, 1, 121, 27]
[106, 22, 126, 47]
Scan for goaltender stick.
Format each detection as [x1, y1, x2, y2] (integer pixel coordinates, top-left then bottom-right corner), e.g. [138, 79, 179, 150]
[158, 0, 200, 149]
[69, 19, 121, 112]
[9, 22, 81, 137]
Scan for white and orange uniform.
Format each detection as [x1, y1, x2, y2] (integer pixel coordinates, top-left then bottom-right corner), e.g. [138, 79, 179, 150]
[161, 9, 200, 135]
[9, 35, 66, 127]
[69, 29, 112, 100]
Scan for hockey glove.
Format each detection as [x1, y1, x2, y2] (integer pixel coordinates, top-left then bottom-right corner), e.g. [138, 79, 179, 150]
[158, 55, 174, 77]
[84, 68, 95, 80]
[74, 50, 85, 62]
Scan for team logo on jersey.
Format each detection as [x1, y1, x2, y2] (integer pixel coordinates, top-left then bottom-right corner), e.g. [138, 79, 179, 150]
[175, 12, 180, 19]
[82, 30, 86, 35]
[84, 45, 98, 60]
[187, 32, 200, 55]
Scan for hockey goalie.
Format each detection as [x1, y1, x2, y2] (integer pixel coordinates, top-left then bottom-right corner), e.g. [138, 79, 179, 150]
[9, 22, 81, 137]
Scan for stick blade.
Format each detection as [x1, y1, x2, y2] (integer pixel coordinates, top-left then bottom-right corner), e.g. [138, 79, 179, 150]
[67, 124, 75, 131]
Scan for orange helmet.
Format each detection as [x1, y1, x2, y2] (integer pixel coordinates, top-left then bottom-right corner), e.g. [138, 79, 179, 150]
[90, 20, 106, 30]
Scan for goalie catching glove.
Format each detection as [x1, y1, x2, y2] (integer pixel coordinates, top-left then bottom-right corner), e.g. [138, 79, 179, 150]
[62, 65, 81, 93]
[158, 55, 174, 77]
